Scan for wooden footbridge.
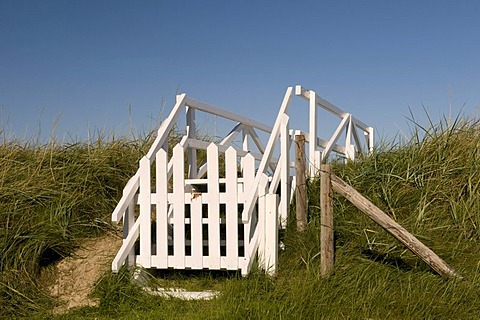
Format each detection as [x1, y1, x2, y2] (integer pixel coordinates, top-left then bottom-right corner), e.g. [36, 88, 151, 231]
[111, 85, 374, 276]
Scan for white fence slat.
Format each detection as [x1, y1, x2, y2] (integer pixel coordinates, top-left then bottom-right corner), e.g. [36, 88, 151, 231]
[138, 157, 151, 268]
[190, 193, 203, 269]
[207, 143, 221, 269]
[264, 194, 279, 276]
[225, 147, 238, 269]
[153, 147, 168, 268]
[173, 145, 186, 268]
[242, 153, 255, 263]
[257, 175, 268, 269]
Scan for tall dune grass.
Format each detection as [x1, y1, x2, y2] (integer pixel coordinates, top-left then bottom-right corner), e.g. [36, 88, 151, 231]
[0, 132, 151, 316]
[1, 114, 480, 318]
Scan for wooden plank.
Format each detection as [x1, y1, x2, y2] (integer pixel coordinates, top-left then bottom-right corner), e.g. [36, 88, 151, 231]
[295, 134, 307, 232]
[225, 147, 239, 269]
[173, 145, 185, 268]
[320, 164, 334, 276]
[330, 173, 461, 279]
[207, 143, 221, 269]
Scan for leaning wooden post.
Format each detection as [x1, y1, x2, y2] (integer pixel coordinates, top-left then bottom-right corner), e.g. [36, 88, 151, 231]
[320, 164, 334, 276]
[295, 134, 307, 231]
[330, 173, 461, 279]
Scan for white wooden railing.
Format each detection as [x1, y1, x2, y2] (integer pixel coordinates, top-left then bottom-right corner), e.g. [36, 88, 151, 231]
[112, 93, 281, 275]
[111, 85, 374, 276]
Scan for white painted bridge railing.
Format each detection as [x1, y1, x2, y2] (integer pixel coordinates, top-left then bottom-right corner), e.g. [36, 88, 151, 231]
[112, 92, 282, 275]
[111, 85, 374, 276]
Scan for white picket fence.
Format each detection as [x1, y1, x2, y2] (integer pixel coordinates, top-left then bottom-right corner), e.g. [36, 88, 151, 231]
[111, 85, 374, 276]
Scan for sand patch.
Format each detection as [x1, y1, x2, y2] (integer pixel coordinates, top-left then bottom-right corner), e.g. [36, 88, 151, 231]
[48, 232, 122, 314]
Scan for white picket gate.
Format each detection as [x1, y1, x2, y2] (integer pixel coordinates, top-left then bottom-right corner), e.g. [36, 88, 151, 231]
[111, 85, 374, 276]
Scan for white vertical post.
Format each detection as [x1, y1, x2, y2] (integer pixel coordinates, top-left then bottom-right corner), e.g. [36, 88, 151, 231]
[241, 127, 249, 172]
[173, 145, 185, 268]
[138, 156, 152, 268]
[225, 147, 239, 270]
[153, 147, 168, 268]
[368, 127, 374, 153]
[242, 152, 255, 270]
[186, 106, 197, 179]
[309, 90, 318, 177]
[264, 194, 279, 276]
[280, 115, 290, 228]
[190, 191, 203, 269]
[207, 143, 221, 269]
[345, 115, 355, 161]
[126, 201, 136, 265]
[257, 175, 268, 269]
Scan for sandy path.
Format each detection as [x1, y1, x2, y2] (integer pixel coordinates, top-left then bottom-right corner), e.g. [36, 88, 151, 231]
[48, 232, 123, 314]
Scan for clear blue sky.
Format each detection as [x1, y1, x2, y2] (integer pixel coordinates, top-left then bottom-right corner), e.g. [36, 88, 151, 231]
[1, 0, 480, 142]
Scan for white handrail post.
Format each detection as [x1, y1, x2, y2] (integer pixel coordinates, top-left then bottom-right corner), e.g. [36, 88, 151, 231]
[309, 90, 318, 177]
[280, 114, 290, 228]
[241, 126, 249, 172]
[138, 156, 152, 268]
[345, 114, 355, 161]
[186, 106, 197, 179]
[257, 174, 269, 271]
[368, 127, 374, 153]
[264, 193, 279, 276]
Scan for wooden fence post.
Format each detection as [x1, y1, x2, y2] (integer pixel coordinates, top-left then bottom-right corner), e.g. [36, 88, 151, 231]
[295, 134, 307, 231]
[320, 164, 334, 276]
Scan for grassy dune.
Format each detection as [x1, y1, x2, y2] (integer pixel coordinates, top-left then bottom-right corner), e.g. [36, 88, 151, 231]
[1, 116, 480, 319]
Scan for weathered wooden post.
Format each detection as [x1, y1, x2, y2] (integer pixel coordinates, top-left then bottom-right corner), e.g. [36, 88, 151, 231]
[330, 174, 461, 279]
[320, 164, 334, 276]
[295, 134, 307, 231]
